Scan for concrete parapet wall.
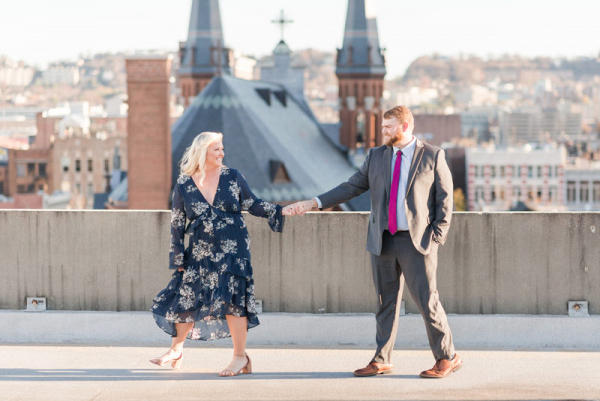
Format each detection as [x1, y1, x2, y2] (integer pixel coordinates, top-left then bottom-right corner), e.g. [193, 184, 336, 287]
[0, 211, 598, 314]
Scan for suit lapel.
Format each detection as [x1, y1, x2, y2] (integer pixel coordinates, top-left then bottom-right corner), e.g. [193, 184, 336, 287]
[406, 139, 424, 195]
[383, 146, 392, 201]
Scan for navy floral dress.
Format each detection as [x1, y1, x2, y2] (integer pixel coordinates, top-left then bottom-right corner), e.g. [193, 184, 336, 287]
[152, 166, 284, 341]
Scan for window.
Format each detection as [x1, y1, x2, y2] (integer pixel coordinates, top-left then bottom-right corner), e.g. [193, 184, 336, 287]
[475, 186, 484, 202]
[355, 111, 365, 147]
[473, 166, 479, 178]
[61, 157, 70, 173]
[549, 186, 557, 203]
[548, 166, 553, 178]
[580, 181, 589, 203]
[491, 190, 496, 202]
[594, 182, 600, 203]
[567, 181, 576, 203]
[104, 159, 110, 173]
[38, 184, 44, 191]
[528, 166, 533, 178]
[555, 166, 559, 177]
[17, 185, 26, 193]
[27, 163, 35, 176]
[491, 166, 496, 178]
[0, 182, 4, 194]
[88, 159, 93, 172]
[39, 163, 47, 176]
[75, 159, 81, 173]
[75, 183, 81, 194]
[537, 166, 542, 178]
[17, 164, 26, 177]
[500, 166, 505, 178]
[87, 183, 94, 198]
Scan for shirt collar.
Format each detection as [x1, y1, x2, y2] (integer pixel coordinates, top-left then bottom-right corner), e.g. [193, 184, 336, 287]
[392, 136, 416, 156]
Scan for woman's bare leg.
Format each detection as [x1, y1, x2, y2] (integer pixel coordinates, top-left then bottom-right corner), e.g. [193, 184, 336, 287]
[171, 322, 194, 351]
[150, 322, 194, 365]
[220, 315, 249, 376]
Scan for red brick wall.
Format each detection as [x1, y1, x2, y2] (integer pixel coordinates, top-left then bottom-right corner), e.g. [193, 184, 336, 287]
[337, 76, 385, 150]
[33, 113, 59, 150]
[0, 165, 7, 196]
[7, 149, 50, 197]
[125, 57, 172, 210]
[0, 194, 43, 209]
[179, 75, 212, 106]
[413, 114, 462, 147]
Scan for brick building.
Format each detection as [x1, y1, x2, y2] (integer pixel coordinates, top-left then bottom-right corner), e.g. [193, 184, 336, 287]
[5, 148, 50, 196]
[336, 0, 386, 151]
[178, 0, 232, 106]
[0, 147, 8, 196]
[413, 114, 462, 146]
[50, 135, 127, 209]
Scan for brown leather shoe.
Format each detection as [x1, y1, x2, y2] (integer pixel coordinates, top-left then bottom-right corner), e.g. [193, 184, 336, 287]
[353, 362, 394, 377]
[420, 354, 463, 378]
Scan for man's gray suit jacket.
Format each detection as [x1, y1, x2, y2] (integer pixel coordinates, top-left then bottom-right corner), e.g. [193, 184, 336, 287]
[318, 139, 453, 256]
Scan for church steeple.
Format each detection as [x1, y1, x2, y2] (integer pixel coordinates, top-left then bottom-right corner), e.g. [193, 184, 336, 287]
[178, 0, 232, 106]
[336, 0, 386, 150]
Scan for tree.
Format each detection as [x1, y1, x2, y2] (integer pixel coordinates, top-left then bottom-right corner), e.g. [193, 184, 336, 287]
[453, 188, 467, 211]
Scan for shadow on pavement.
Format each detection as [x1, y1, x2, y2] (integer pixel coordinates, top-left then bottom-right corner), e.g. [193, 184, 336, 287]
[0, 369, 421, 381]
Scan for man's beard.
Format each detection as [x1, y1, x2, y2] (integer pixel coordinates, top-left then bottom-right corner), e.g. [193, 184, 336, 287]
[384, 131, 402, 147]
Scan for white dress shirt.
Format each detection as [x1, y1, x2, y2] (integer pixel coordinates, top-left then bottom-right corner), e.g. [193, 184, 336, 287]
[314, 136, 416, 230]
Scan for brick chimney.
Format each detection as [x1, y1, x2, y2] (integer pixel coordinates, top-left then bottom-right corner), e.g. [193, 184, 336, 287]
[125, 55, 172, 209]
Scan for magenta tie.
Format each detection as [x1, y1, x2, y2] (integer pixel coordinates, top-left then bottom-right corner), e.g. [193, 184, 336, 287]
[388, 150, 402, 233]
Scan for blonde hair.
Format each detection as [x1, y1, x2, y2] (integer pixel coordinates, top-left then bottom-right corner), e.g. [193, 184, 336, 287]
[179, 131, 223, 185]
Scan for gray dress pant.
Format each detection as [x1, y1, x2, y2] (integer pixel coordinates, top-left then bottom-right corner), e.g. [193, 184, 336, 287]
[371, 230, 455, 364]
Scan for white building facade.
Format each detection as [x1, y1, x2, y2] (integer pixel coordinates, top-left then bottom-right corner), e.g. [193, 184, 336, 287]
[42, 66, 80, 86]
[564, 161, 600, 211]
[466, 146, 567, 211]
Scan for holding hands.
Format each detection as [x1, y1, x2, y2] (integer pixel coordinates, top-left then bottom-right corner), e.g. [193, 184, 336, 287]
[282, 198, 318, 216]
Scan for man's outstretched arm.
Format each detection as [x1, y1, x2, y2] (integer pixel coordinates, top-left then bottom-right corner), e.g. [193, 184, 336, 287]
[290, 148, 373, 215]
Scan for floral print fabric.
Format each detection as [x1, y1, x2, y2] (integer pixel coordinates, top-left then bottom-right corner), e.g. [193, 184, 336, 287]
[152, 166, 284, 341]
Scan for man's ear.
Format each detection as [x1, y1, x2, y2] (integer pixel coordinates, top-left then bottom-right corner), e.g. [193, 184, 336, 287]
[402, 122, 409, 132]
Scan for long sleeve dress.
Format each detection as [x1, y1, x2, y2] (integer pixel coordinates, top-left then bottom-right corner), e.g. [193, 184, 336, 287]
[152, 166, 284, 341]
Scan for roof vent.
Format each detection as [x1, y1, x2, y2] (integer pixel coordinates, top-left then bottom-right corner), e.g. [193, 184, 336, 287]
[255, 88, 271, 106]
[273, 90, 287, 107]
[269, 160, 291, 183]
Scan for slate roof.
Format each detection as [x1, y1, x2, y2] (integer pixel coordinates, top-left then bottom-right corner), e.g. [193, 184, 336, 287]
[108, 176, 128, 203]
[336, 0, 386, 76]
[171, 75, 370, 210]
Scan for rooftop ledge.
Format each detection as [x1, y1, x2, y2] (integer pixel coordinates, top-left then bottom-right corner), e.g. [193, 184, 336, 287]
[0, 210, 598, 316]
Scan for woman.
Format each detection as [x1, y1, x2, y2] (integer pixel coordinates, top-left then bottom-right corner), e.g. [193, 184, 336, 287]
[150, 131, 290, 377]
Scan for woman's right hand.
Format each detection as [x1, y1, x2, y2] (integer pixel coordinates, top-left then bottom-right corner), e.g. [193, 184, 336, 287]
[177, 267, 185, 272]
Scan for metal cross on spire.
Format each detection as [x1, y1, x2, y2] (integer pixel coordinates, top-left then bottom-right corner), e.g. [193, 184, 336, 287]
[271, 9, 293, 42]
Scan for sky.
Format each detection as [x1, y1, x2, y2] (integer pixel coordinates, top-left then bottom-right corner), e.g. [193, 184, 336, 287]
[1, 0, 599, 79]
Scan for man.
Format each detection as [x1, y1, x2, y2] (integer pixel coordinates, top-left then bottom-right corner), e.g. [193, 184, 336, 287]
[290, 106, 462, 378]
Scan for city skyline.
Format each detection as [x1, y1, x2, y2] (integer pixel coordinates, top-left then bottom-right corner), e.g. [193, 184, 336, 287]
[1, 0, 599, 79]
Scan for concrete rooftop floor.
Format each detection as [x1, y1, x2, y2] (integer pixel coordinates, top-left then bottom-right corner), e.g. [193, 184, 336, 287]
[2, 345, 599, 401]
